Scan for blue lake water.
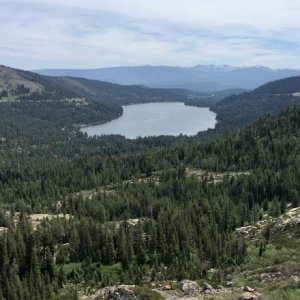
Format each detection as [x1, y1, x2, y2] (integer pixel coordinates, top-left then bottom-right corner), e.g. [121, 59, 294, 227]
[81, 102, 217, 139]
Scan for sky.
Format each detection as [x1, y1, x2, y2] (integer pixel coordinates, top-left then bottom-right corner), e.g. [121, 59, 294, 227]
[1, 0, 300, 70]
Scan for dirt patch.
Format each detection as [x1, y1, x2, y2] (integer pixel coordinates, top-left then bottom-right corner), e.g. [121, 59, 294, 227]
[30, 213, 71, 229]
[186, 168, 251, 184]
[0, 227, 8, 235]
[0, 65, 43, 92]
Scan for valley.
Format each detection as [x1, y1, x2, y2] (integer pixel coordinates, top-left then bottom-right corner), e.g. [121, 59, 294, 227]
[0, 64, 300, 300]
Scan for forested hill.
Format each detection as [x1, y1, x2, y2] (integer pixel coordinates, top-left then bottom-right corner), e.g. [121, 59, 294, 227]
[214, 75, 300, 130]
[253, 75, 300, 94]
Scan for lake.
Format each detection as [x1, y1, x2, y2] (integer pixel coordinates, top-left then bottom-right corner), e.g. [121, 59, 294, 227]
[81, 102, 217, 139]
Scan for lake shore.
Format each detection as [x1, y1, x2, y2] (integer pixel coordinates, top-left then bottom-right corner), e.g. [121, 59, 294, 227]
[81, 102, 217, 139]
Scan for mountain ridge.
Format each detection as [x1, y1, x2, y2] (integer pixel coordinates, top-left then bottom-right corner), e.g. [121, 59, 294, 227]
[34, 64, 300, 92]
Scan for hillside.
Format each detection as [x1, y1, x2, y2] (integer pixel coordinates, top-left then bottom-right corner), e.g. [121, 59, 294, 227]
[254, 75, 300, 94]
[0, 65, 43, 93]
[214, 76, 300, 130]
[35, 64, 300, 92]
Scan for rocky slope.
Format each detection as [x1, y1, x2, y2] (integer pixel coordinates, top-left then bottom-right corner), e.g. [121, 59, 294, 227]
[75, 207, 300, 300]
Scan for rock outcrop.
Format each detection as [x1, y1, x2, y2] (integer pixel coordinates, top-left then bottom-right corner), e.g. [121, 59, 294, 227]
[238, 291, 262, 300]
[179, 280, 201, 296]
[243, 286, 255, 292]
[93, 285, 137, 300]
[202, 282, 215, 294]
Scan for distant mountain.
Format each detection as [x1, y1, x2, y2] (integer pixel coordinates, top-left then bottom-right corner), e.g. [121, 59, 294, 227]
[34, 65, 300, 92]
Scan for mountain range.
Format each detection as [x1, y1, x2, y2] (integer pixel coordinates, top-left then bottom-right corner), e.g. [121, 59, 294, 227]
[35, 64, 300, 93]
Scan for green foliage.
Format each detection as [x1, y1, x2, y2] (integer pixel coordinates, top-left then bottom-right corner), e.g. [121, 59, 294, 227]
[133, 287, 164, 300]
[265, 288, 300, 300]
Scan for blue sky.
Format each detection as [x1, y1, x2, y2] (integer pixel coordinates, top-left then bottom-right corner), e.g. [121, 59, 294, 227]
[1, 0, 300, 69]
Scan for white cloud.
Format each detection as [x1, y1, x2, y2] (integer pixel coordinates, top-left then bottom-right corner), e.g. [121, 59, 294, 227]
[14, 0, 300, 29]
[1, 0, 300, 69]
